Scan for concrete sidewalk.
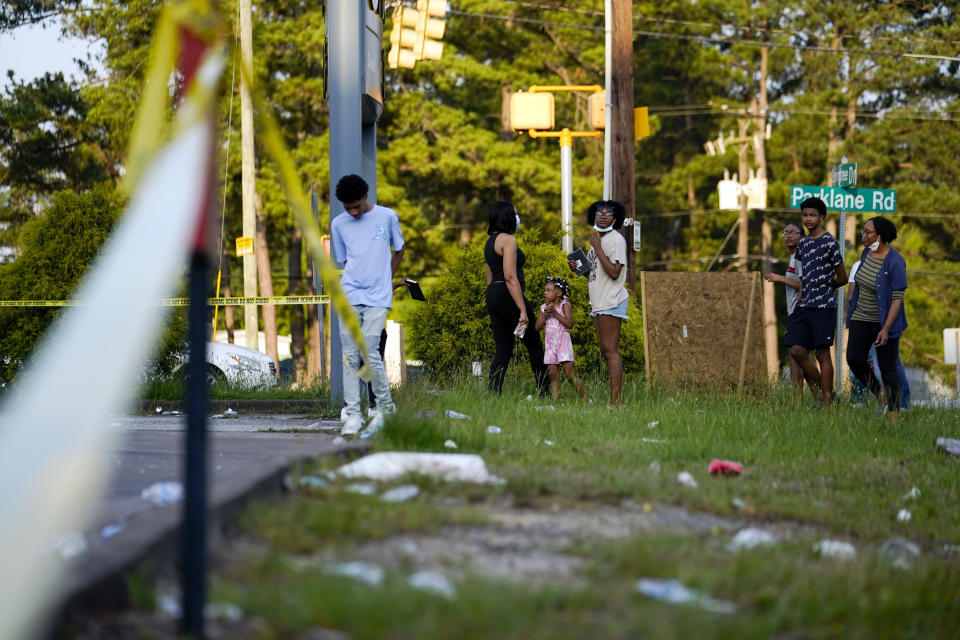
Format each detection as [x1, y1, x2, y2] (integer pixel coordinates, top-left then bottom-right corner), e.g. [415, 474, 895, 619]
[58, 414, 366, 617]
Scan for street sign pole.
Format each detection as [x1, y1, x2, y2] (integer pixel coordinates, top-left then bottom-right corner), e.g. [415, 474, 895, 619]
[832, 158, 854, 397]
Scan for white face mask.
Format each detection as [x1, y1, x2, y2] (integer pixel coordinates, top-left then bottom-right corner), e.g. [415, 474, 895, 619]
[868, 239, 880, 252]
[593, 223, 614, 232]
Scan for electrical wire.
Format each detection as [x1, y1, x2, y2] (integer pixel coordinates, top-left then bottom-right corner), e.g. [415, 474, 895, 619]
[446, 7, 960, 63]
[485, 0, 960, 49]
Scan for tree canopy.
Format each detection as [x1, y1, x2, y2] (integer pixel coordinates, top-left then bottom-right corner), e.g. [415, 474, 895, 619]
[1, 0, 959, 381]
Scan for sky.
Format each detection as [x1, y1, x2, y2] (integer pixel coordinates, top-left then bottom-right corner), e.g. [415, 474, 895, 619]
[0, 18, 104, 91]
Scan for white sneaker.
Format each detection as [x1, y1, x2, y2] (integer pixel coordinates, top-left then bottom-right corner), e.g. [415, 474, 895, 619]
[359, 409, 386, 439]
[340, 415, 363, 437]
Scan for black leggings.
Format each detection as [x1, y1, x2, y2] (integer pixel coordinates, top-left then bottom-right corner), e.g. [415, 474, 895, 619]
[846, 319, 901, 412]
[485, 282, 549, 395]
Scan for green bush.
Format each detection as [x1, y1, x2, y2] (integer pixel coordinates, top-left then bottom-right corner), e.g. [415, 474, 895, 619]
[0, 186, 188, 385]
[0, 186, 122, 382]
[406, 228, 643, 378]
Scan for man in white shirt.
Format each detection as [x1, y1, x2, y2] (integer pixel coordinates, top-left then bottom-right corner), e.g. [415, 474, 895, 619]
[330, 174, 405, 437]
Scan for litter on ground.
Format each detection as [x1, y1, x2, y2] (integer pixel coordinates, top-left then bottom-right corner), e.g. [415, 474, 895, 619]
[635, 577, 735, 614]
[813, 539, 856, 559]
[728, 528, 776, 551]
[345, 483, 377, 496]
[897, 508, 912, 522]
[708, 458, 743, 475]
[380, 484, 420, 503]
[487, 425, 502, 434]
[445, 409, 470, 419]
[676, 471, 697, 488]
[325, 561, 384, 587]
[881, 537, 921, 569]
[140, 481, 184, 506]
[408, 571, 456, 599]
[443, 439, 458, 449]
[935, 437, 960, 457]
[337, 452, 505, 485]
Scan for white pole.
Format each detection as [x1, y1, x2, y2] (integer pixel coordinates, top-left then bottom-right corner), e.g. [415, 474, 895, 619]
[955, 329, 960, 401]
[561, 134, 573, 254]
[602, 0, 612, 200]
[835, 207, 847, 395]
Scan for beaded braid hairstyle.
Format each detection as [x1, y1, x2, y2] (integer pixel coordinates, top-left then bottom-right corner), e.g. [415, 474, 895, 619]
[546, 276, 571, 299]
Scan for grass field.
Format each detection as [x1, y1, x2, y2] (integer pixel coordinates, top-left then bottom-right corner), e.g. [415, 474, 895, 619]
[208, 376, 960, 639]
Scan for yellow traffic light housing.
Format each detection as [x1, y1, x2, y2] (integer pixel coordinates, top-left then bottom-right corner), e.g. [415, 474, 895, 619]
[509, 92, 555, 131]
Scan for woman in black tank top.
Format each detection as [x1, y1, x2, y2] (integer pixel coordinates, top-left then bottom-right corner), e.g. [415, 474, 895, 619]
[484, 201, 548, 395]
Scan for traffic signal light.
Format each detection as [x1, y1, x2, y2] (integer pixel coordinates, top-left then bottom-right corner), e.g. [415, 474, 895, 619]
[414, 0, 446, 62]
[387, 1, 447, 69]
[388, 5, 418, 69]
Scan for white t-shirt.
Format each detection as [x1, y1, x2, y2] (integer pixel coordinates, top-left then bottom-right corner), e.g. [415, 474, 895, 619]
[587, 231, 628, 312]
[785, 253, 803, 316]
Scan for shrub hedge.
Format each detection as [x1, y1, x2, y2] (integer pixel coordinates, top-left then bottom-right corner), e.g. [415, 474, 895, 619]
[407, 228, 644, 380]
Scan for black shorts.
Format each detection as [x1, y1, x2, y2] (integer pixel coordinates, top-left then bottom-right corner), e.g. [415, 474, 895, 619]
[786, 307, 837, 350]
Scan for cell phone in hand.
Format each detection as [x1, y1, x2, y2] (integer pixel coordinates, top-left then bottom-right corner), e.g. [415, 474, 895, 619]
[405, 278, 426, 301]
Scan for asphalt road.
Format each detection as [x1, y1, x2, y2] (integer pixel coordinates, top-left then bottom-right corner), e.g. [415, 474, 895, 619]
[58, 413, 362, 612]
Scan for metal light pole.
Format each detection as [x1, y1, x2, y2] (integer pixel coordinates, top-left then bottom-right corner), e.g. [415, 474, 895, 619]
[325, 0, 384, 406]
[518, 85, 602, 252]
[529, 127, 602, 252]
[559, 129, 574, 254]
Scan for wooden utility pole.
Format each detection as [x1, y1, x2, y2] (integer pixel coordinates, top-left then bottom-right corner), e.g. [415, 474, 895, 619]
[736, 117, 749, 272]
[611, 0, 636, 291]
[755, 44, 779, 378]
[239, 0, 259, 350]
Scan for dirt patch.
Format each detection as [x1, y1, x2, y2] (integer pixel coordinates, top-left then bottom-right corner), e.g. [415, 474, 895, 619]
[285, 497, 826, 586]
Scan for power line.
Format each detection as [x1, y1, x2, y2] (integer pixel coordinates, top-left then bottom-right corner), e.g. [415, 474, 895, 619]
[447, 7, 960, 63]
[650, 105, 958, 123]
[485, 0, 960, 50]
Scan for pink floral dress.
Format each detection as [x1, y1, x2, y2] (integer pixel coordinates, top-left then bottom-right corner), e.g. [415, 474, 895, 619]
[542, 299, 575, 364]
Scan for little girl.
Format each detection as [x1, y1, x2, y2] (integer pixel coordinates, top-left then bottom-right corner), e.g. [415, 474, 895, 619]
[535, 276, 586, 399]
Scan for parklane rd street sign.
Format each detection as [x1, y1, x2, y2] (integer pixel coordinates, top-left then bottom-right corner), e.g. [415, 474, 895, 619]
[790, 185, 897, 213]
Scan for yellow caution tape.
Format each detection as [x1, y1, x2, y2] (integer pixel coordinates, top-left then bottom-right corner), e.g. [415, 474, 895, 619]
[0, 296, 331, 308]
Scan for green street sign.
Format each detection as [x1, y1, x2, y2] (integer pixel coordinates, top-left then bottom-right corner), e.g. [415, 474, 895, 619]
[831, 162, 857, 188]
[790, 185, 897, 213]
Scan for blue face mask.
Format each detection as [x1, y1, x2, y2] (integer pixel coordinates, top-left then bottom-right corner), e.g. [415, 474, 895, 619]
[593, 223, 614, 232]
[515, 214, 521, 230]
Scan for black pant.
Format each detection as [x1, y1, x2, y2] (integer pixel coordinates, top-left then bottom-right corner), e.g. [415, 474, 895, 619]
[846, 320, 901, 412]
[485, 282, 549, 395]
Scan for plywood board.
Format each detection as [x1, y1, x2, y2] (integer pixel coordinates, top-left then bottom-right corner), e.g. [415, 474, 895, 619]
[640, 271, 768, 391]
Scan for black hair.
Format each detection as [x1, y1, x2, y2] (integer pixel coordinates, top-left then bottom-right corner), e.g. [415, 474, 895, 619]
[785, 221, 805, 236]
[545, 276, 570, 297]
[867, 216, 898, 243]
[488, 200, 518, 235]
[335, 174, 368, 203]
[586, 200, 626, 230]
[799, 196, 827, 218]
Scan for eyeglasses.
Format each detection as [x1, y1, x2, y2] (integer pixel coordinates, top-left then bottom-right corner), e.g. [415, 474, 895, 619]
[861, 228, 877, 237]
[596, 207, 615, 215]
[781, 230, 801, 237]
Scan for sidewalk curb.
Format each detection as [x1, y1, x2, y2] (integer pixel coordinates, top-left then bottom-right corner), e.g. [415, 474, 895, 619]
[139, 397, 330, 414]
[55, 438, 372, 626]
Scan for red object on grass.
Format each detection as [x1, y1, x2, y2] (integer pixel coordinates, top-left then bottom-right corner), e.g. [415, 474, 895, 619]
[708, 459, 743, 475]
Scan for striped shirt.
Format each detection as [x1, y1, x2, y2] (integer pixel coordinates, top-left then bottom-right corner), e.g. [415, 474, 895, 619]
[851, 253, 905, 323]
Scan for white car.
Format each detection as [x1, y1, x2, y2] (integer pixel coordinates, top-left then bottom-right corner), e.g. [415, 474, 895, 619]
[199, 341, 277, 388]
